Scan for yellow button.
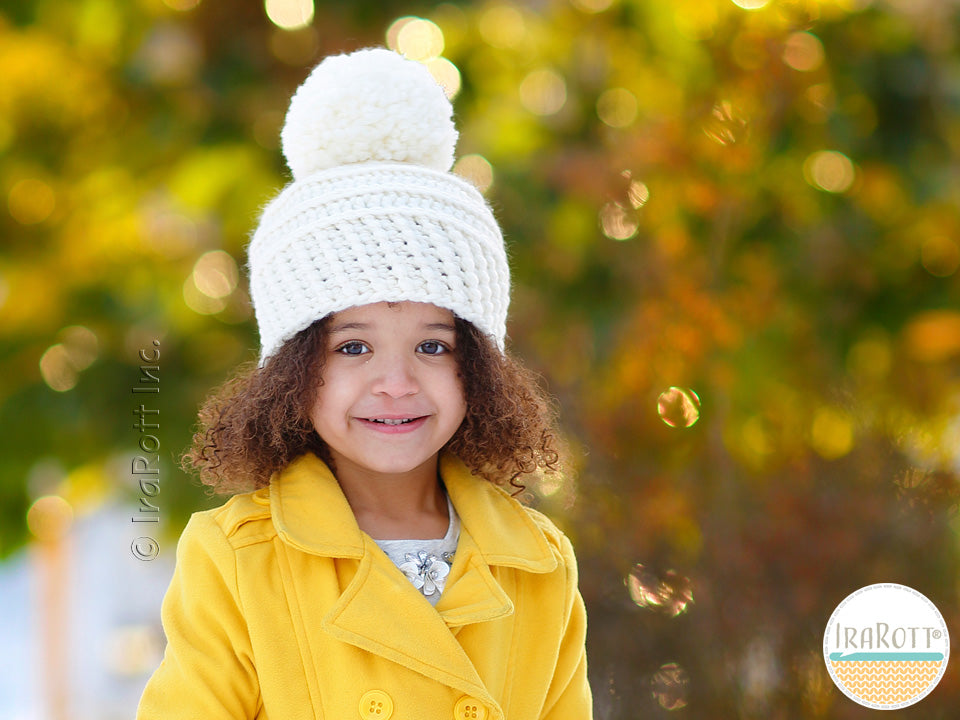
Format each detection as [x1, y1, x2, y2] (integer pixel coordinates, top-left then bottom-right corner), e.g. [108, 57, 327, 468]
[454, 696, 487, 720]
[359, 690, 394, 720]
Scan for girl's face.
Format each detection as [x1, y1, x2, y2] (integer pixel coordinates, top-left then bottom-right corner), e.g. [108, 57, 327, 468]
[308, 301, 467, 482]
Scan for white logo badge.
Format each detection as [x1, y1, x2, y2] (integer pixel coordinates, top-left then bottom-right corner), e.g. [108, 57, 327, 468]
[823, 583, 949, 709]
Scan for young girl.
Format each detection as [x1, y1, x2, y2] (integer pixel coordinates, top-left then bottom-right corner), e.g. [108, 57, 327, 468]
[137, 48, 593, 720]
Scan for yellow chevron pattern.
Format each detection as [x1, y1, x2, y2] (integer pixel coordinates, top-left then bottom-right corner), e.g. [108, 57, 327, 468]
[830, 660, 944, 705]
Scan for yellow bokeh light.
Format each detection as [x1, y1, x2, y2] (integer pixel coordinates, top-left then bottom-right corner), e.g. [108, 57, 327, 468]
[183, 276, 227, 315]
[140, 205, 199, 258]
[425, 57, 461, 100]
[847, 330, 892, 381]
[597, 87, 638, 128]
[741, 417, 773, 459]
[138, 25, 202, 85]
[599, 202, 638, 241]
[478, 4, 526, 49]
[657, 387, 701, 428]
[60, 325, 99, 371]
[628, 180, 650, 208]
[39, 345, 78, 392]
[62, 463, 111, 510]
[386, 17, 415, 51]
[264, 0, 314, 30]
[27, 495, 74, 542]
[903, 310, 960, 363]
[920, 236, 960, 277]
[803, 150, 856, 193]
[519, 68, 567, 116]
[396, 18, 444, 61]
[730, 0, 770, 9]
[192, 250, 239, 299]
[783, 32, 825, 72]
[810, 406, 854, 459]
[703, 101, 749, 146]
[8, 178, 55, 225]
[453, 154, 494, 194]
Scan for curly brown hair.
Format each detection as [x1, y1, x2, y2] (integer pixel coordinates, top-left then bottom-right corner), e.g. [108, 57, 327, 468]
[182, 315, 565, 494]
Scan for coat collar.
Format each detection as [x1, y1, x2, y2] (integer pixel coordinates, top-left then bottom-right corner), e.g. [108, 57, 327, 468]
[270, 453, 559, 712]
[270, 451, 557, 574]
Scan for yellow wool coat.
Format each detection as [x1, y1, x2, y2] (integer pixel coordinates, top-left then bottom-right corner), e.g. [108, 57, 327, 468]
[137, 452, 593, 720]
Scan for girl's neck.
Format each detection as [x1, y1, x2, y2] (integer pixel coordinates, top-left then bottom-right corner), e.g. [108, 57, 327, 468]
[332, 454, 449, 541]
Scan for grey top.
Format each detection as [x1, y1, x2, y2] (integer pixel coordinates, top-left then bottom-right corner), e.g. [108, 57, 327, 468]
[373, 494, 460, 606]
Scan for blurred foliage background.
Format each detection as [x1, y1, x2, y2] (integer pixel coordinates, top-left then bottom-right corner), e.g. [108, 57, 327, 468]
[2, 0, 959, 717]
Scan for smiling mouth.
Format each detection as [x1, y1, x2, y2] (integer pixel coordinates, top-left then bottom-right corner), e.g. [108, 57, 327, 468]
[364, 417, 425, 425]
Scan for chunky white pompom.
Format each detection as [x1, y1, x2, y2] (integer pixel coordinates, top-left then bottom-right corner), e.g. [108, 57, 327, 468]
[281, 48, 457, 180]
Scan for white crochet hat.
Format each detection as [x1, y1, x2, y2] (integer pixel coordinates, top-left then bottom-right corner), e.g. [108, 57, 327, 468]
[248, 48, 510, 363]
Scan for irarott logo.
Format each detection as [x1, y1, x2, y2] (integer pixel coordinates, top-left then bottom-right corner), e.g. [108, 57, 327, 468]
[823, 584, 949, 710]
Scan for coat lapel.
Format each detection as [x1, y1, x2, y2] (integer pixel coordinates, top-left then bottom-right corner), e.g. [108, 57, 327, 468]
[433, 528, 514, 627]
[321, 535, 497, 703]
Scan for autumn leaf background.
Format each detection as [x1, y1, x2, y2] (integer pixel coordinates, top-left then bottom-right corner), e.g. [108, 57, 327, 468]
[1, 0, 959, 717]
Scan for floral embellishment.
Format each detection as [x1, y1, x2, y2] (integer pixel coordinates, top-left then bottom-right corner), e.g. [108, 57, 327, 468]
[398, 550, 454, 597]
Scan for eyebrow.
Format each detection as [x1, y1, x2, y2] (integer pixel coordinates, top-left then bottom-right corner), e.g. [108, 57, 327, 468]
[329, 322, 368, 333]
[425, 323, 456, 333]
[328, 321, 456, 334]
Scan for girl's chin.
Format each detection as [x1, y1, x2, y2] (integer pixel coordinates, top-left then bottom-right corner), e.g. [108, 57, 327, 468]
[329, 448, 443, 479]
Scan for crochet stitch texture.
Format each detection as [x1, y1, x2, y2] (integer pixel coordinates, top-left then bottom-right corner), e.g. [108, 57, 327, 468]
[248, 48, 510, 361]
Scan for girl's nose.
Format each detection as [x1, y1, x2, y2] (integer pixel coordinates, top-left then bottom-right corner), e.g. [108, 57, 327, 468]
[370, 356, 419, 398]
